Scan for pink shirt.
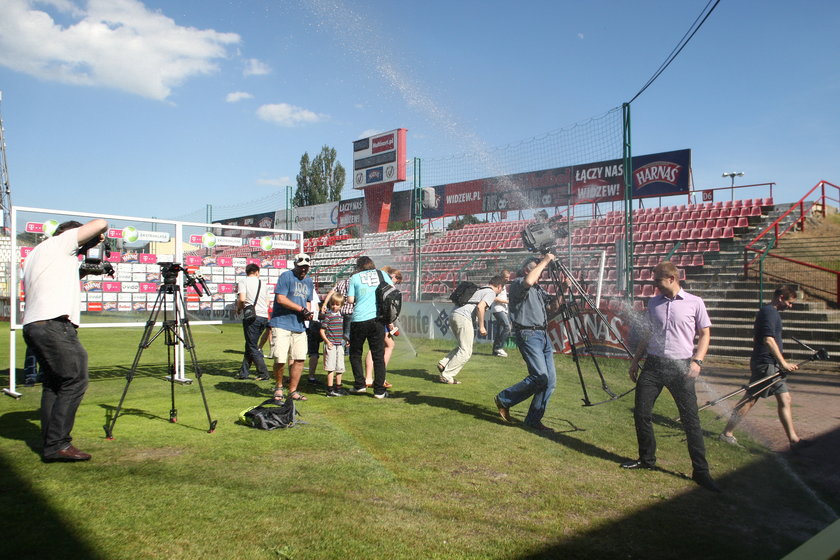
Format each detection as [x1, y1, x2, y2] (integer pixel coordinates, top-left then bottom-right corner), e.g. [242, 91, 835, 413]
[645, 289, 711, 360]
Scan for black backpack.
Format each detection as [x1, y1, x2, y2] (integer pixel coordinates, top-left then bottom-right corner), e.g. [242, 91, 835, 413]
[375, 270, 402, 324]
[239, 399, 300, 430]
[450, 281, 480, 306]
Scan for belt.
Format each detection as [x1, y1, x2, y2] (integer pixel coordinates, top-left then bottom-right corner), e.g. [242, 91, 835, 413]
[26, 316, 72, 327]
[513, 323, 545, 331]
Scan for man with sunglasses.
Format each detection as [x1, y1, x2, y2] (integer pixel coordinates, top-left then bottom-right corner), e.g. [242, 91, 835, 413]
[622, 261, 719, 492]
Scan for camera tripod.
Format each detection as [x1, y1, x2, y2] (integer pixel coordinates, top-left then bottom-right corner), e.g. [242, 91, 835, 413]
[545, 257, 636, 406]
[104, 281, 217, 439]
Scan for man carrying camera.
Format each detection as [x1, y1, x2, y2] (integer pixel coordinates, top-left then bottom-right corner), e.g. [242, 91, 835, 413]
[23, 218, 108, 462]
[493, 253, 559, 431]
[269, 253, 315, 402]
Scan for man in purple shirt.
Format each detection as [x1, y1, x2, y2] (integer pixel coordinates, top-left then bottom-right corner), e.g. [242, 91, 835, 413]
[621, 261, 719, 492]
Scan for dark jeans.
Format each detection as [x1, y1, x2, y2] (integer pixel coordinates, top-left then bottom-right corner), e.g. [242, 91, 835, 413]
[349, 319, 386, 394]
[492, 311, 511, 353]
[240, 317, 269, 378]
[23, 318, 89, 456]
[633, 356, 709, 474]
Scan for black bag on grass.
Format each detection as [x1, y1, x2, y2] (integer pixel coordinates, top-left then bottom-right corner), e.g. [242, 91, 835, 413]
[239, 399, 300, 430]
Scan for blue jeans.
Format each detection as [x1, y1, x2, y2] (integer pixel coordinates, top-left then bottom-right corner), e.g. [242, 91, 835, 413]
[492, 311, 511, 353]
[23, 318, 89, 456]
[239, 317, 269, 378]
[496, 328, 556, 426]
[633, 356, 709, 474]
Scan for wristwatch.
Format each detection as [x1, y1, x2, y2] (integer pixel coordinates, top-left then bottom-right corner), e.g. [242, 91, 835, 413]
[691, 358, 703, 366]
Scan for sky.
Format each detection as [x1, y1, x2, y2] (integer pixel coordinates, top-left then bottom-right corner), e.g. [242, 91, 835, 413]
[0, 0, 838, 223]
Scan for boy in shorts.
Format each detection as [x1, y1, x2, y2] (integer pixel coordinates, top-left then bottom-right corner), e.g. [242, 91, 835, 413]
[320, 294, 348, 397]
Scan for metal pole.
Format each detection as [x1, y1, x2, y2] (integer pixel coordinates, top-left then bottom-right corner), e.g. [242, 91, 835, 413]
[622, 103, 634, 301]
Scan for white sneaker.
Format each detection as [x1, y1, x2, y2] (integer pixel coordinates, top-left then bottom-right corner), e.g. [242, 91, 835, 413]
[495, 349, 508, 357]
[718, 433, 742, 447]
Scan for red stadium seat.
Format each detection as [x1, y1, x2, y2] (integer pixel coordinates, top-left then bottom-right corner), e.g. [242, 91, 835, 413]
[722, 227, 735, 238]
[642, 284, 656, 297]
[691, 254, 704, 267]
[696, 241, 709, 253]
[708, 240, 720, 252]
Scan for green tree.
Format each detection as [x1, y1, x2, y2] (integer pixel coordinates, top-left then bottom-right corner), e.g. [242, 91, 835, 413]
[294, 146, 346, 207]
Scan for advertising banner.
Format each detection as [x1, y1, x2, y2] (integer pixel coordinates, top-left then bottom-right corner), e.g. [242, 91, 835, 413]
[400, 302, 633, 358]
[292, 201, 340, 232]
[420, 150, 690, 217]
[338, 197, 365, 228]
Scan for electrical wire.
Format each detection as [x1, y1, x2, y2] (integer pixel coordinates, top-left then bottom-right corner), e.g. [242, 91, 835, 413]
[628, 0, 722, 104]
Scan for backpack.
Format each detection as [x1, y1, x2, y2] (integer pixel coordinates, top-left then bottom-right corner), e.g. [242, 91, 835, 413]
[239, 399, 300, 430]
[375, 270, 402, 324]
[450, 281, 479, 306]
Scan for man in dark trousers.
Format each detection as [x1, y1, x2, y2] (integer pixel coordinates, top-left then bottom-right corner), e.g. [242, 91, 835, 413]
[622, 261, 720, 493]
[23, 218, 108, 462]
[719, 285, 809, 450]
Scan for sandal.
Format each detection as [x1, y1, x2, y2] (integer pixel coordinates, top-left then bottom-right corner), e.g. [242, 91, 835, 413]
[289, 390, 308, 401]
[438, 375, 461, 385]
[383, 381, 392, 388]
[273, 387, 284, 401]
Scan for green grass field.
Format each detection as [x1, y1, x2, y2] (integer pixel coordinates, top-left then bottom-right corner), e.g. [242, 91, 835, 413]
[0, 323, 834, 559]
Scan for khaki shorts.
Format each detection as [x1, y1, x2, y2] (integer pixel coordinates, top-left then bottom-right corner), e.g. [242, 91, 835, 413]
[271, 328, 308, 362]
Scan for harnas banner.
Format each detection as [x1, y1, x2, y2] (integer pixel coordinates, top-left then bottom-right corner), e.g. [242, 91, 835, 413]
[422, 149, 691, 218]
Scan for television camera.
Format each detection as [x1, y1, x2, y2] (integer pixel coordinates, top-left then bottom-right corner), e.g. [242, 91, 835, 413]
[78, 236, 115, 278]
[158, 262, 211, 297]
[521, 211, 570, 254]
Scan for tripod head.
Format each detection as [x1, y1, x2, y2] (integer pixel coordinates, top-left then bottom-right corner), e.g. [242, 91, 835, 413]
[158, 262, 211, 297]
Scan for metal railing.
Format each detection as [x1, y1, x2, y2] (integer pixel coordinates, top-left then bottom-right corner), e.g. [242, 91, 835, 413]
[743, 180, 840, 306]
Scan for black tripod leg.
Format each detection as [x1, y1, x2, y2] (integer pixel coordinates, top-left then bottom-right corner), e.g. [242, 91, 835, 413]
[563, 314, 592, 406]
[104, 291, 166, 439]
[177, 290, 217, 433]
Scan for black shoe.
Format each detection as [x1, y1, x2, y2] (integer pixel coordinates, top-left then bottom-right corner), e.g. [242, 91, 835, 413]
[335, 387, 349, 396]
[24, 376, 37, 387]
[621, 459, 655, 470]
[692, 472, 722, 493]
[256, 374, 270, 381]
[307, 377, 321, 385]
[235, 375, 250, 380]
[374, 391, 390, 399]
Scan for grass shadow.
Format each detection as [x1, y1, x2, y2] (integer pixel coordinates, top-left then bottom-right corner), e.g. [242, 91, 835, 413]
[0, 409, 42, 455]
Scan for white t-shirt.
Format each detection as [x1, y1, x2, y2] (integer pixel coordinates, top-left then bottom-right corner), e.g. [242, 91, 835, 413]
[236, 275, 270, 317]
[453, 286, 497, 320]
[23, 229, 82, 326]
[492, 286, 509, 313]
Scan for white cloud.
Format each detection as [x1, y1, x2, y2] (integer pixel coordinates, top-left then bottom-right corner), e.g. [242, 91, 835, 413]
[256, 103, 326, 127]
[257, 177, 291, 187]
[0, 0, 240, 100]
[243, 58, 270, 76]
[358, 128, 383, 139]
[225, 91, 253, 103]
[577, 32, 585, 40]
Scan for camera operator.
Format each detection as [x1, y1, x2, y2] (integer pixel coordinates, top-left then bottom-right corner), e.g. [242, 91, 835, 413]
[493, 252, 560, 431]
[22, 218, 108, 462]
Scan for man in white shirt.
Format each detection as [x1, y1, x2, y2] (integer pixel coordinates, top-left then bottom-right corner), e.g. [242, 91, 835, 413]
[492, 269, 512, 357]
[235, 264, 270, 380]
[436, 276, 505, 384]
[23, 218, 108, 462]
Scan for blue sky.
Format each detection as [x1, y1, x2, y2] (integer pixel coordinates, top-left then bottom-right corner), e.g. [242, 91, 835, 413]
[0, 0, 838, 221]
